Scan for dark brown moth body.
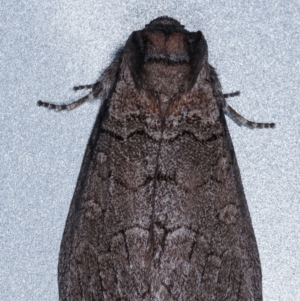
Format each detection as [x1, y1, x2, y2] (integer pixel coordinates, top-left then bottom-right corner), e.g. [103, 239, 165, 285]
[38, 16, 274, 301]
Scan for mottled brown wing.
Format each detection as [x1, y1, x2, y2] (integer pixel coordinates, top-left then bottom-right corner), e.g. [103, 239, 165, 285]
[58, 16, 263, 301]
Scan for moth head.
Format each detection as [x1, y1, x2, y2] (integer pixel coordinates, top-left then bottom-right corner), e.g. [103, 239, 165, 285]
[142, 17, 208, 65]
[126, 17, 209, 91]
[145, 16, 184, 30]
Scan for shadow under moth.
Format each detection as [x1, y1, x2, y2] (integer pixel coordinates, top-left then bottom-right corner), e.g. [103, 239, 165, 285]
[38, 16, 275, 301]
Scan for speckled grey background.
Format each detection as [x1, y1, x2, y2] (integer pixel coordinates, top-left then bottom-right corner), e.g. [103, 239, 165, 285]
[1, 1, 299, 300]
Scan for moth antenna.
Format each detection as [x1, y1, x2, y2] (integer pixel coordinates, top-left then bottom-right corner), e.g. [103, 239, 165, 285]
[223, 91, 240, 98]
[73, 84, 95, 91]
[37, 92, 94, 111]
[224, 103, 275, 129]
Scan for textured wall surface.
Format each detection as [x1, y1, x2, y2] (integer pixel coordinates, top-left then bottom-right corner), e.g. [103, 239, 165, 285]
[1, 1, 299, 300]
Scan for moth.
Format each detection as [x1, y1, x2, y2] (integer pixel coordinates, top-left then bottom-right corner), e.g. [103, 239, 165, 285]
[38, 16, 275, 301]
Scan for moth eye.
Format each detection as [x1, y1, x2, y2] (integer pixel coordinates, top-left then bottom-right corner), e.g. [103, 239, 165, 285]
[188, 37, 195, 45]
[187, 36, 201, 47]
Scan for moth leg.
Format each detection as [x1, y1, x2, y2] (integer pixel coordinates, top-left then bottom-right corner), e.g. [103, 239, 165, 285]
[37, 92, 94, 111]
[224, 103, 275, 128]
[38, 48, 122, 112]
[73, 84, 95, 91]
[223, 91, 240, 98]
